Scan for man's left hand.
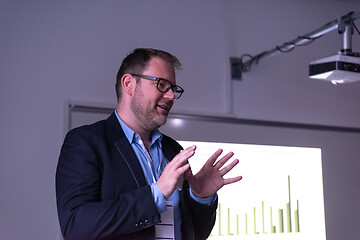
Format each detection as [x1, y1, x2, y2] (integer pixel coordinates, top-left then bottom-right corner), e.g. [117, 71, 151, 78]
[184, 149, 242, 198]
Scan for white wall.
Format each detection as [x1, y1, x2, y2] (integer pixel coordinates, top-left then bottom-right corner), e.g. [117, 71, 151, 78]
[0, 0, 359, 239]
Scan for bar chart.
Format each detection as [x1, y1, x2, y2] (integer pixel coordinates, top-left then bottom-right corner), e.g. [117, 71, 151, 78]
[178, 140, 326, 240]
[212, 175, 299, 236]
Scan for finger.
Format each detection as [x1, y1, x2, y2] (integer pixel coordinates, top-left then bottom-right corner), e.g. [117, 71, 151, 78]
[177, 163, 191, 175]
[214, 151, 234, 170]
[170, 163, 190, 179]
[184, 145, 197, 151]
[170, 146, 196, 169]
[223, 175, 243, 185]
[219, 159, 239, 176]
[179, 145, 196, 158]
[204, 149, 223, 167]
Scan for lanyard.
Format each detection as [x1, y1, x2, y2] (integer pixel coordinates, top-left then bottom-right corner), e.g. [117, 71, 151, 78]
[138, 139, 175, 239]
[138, 139, 163, 182]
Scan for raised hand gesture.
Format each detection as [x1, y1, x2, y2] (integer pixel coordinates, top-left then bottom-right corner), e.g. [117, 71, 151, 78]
[185, 149, 242, 198]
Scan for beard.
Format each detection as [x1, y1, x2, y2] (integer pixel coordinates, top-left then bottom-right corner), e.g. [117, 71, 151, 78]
[130, 88, 169, 131]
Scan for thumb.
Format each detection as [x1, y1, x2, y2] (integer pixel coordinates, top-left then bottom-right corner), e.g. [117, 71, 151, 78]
[184, 167, 193, 181]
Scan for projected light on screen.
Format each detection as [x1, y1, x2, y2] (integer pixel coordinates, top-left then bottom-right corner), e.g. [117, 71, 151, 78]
[178, 141, 326, 240]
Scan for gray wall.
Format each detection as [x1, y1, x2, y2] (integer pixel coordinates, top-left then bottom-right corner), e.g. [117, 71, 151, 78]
[1, 0, 359, 239]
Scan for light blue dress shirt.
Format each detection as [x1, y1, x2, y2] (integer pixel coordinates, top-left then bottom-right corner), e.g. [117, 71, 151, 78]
[115, 110, 216, 240]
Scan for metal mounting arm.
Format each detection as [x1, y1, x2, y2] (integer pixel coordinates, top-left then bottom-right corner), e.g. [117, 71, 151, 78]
[230, 11, 360, 80]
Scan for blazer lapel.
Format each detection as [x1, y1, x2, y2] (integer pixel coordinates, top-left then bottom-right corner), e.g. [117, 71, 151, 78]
[161, 139, 177, 161]
[107, 113, 147, 188]
[114, 138, 147, 188]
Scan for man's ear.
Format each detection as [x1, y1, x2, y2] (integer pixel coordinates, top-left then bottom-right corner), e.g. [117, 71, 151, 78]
[121, 74, 136, 96]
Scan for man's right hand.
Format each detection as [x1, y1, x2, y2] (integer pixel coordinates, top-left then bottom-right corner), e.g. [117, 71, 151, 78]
[157, 145, 196, 199]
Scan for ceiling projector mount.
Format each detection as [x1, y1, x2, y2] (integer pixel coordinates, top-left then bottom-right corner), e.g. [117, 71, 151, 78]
[230, 11, 360, 84]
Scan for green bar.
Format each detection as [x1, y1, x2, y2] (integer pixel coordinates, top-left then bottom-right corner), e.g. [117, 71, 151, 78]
[254, 207, 256, 234]
[237, 214, 239, 235]
[279, 209, 284, 233]
[228, 208, 233, 235]
[295, 200, 300, 232]
[270, 207, 275, 233]
[245, 213, 248, 235]
[287, 176, 292, 233]
[286, 203, 291, 233]
[262, 201, 267, 234]
[254, 207, 259, 234]
[294, 210, 299, 232]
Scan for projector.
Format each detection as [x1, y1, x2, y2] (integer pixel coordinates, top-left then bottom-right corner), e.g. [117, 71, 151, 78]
[309, 52, 360, 85]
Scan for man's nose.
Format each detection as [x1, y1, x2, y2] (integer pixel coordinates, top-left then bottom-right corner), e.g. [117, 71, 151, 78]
[163, 88, 175, 99]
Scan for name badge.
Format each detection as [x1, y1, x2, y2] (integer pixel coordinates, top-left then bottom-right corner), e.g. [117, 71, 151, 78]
[155, 201, 174, 239]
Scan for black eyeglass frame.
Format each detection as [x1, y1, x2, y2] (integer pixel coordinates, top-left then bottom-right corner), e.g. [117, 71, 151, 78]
[131, 73, 184, 99]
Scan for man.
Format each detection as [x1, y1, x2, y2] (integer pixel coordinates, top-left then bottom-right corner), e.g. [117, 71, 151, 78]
[56, 48, 242, 240]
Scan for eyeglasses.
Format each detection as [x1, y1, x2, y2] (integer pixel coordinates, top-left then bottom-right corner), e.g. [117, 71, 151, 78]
[131, 74, 184, 99]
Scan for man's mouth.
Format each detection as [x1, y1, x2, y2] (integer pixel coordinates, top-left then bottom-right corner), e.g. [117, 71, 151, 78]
[157, 104, 170, 112]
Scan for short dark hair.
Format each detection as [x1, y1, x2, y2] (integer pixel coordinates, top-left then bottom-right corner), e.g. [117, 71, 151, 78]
[115, 48, 182, 101]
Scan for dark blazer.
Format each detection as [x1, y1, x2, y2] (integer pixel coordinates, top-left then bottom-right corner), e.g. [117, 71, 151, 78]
[56, 112, 217, 240]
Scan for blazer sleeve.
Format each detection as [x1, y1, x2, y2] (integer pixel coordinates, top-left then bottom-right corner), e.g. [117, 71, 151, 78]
[183, 182, 218, 240]
[56, 127, 160, 240]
